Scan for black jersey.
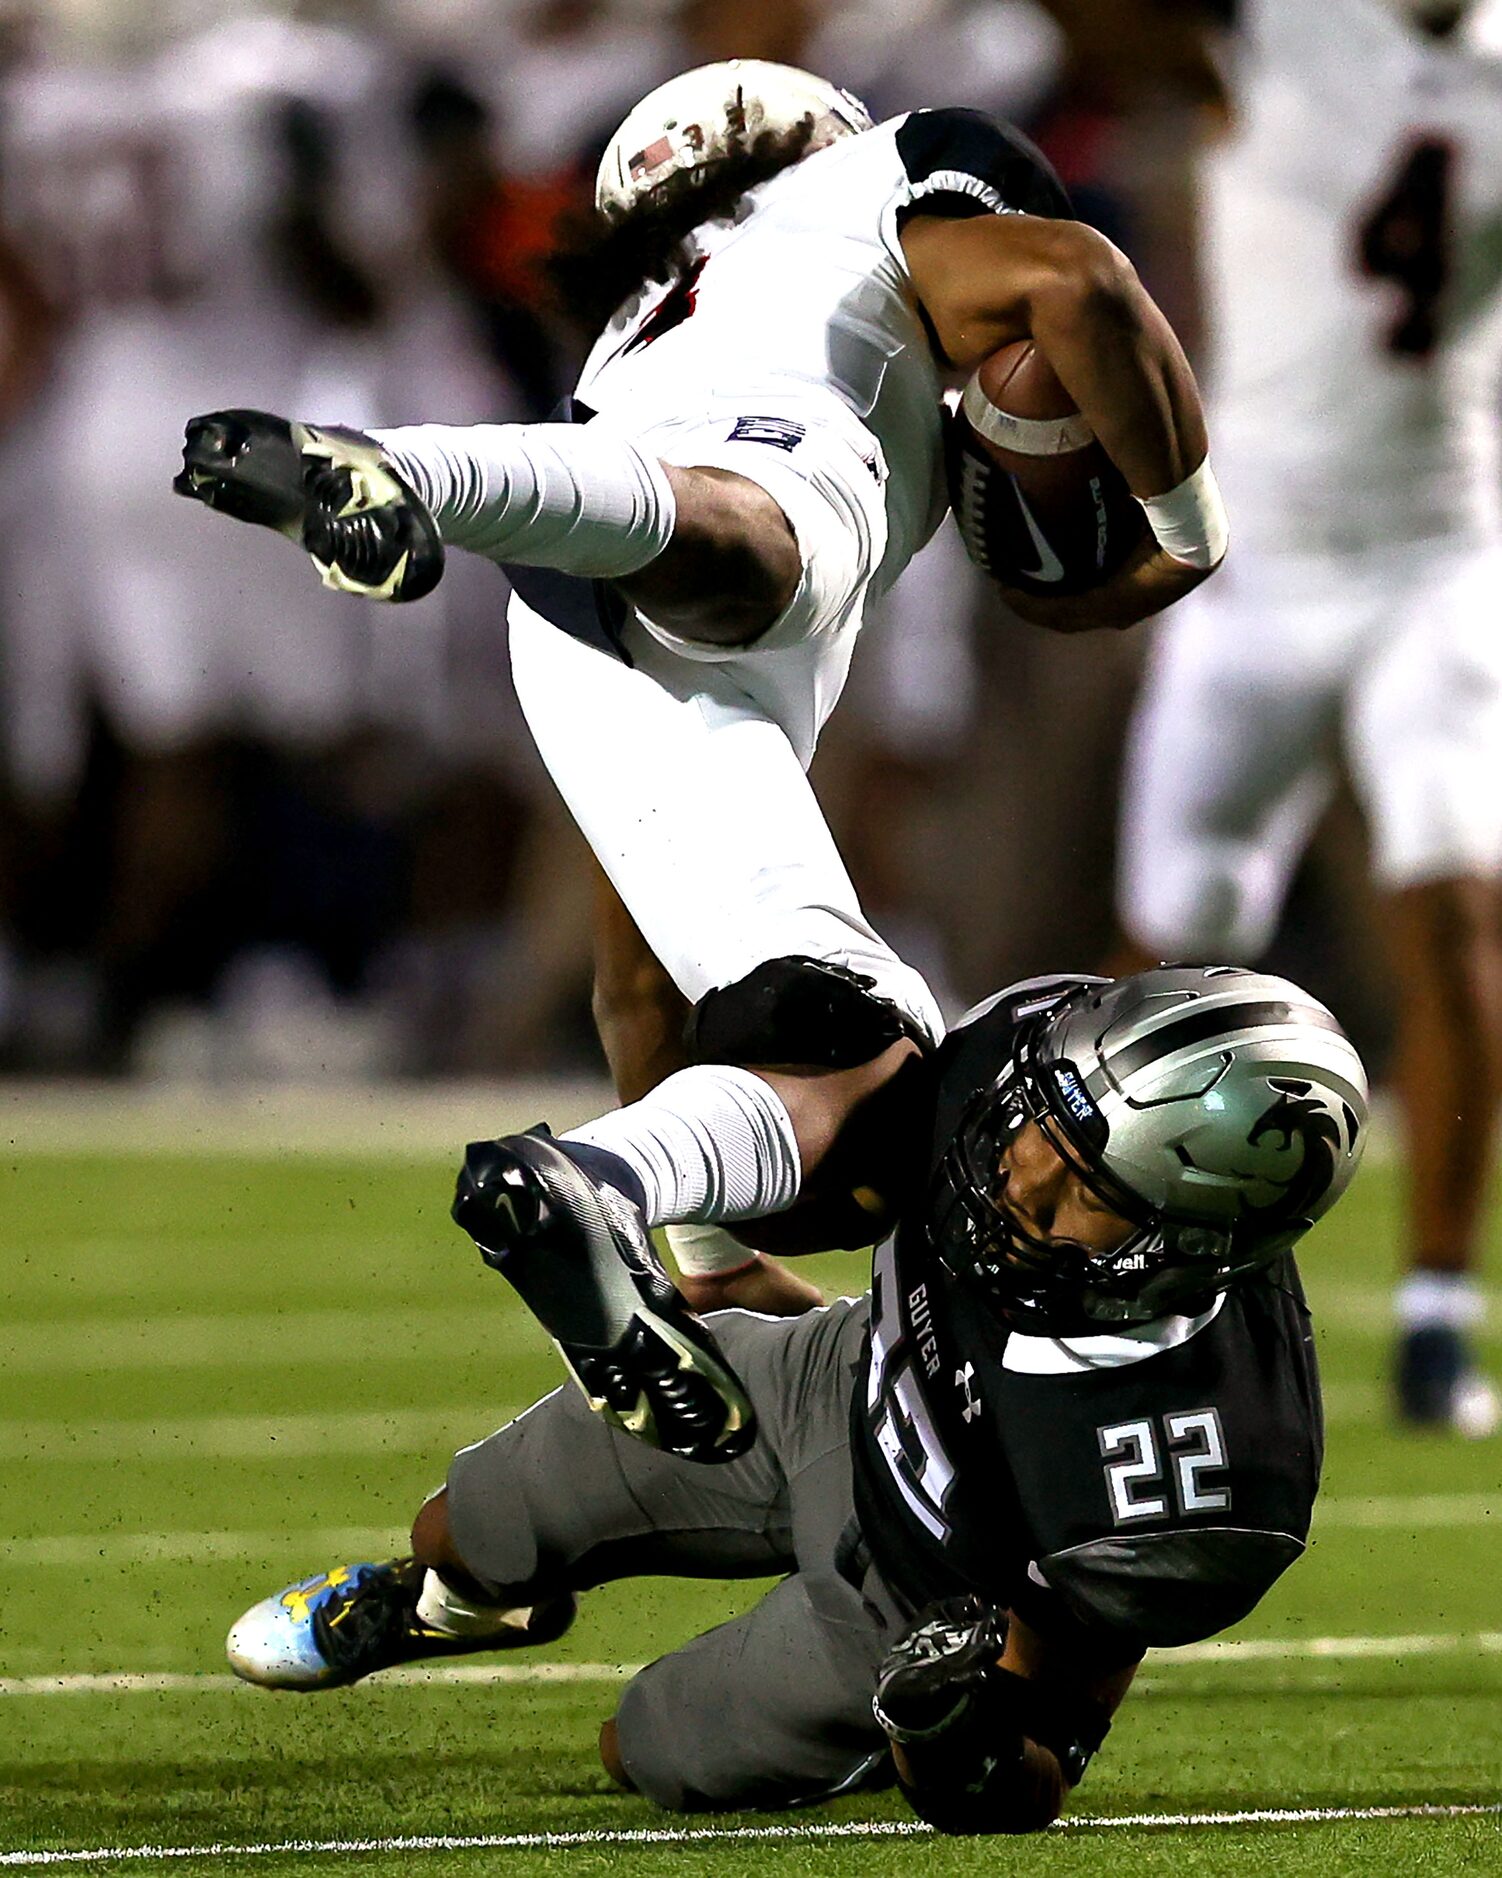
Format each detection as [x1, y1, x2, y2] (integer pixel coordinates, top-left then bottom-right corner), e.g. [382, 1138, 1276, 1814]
[849, 978, 1324, 1655]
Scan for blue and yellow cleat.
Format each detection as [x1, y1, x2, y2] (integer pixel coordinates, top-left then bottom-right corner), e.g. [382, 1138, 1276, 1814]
[226, 1556, 575, 1690]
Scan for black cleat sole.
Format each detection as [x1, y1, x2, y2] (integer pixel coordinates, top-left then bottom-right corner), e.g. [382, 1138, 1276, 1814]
[176, 410, 444, 603]
[564, 1312, 756, 1463]
[174, 410, 306, 533]
[456, 1132, 757, 1465]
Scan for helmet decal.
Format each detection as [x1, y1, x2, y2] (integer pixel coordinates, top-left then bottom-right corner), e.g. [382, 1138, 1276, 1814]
[1239, 1080, 1346, 1226]
[596, 60, 873, 216]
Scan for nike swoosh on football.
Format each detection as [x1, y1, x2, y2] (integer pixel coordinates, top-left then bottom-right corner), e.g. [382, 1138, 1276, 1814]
[1009, 479, 1066, 584]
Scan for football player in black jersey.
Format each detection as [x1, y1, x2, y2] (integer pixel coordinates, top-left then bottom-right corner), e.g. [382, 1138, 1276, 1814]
[225, 963, 1365, 1832]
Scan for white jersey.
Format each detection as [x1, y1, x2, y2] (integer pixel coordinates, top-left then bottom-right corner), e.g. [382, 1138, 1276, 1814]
[574, 109, 1071, 593]
[1208, 0, 1502, 556]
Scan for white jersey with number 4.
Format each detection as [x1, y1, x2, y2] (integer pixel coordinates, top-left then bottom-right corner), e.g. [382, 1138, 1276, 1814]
[1209, 0, 1502, 556]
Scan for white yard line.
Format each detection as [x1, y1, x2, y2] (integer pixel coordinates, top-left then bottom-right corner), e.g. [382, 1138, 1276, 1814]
[0, 1410, 517, 1463]
[7, 1631, 1502, 1697]
[0, 1663, 637, 1697]
[8, 1078, 1400, 1162]
[5, 1528, 406, 1566]
[0, 1309, 521, 1375]
[0, 1078, 613, 1159]
[0, 1292, 1461, 1364]
[1, 1803, 1498, 1866]
[1314, 1491, 1497, 1528]
[11, 1386, 1451, 1464]
[6, 1492, 1497, 1560]
[1164, 1629, 1502, 1663]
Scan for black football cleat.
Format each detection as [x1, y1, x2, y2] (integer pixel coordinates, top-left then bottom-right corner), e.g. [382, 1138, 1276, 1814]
[453, 1131, 757, 1465]
[174, 409, 444, 602]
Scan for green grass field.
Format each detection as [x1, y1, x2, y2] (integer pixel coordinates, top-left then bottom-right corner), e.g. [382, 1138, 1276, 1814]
[3, 1114, 1500, 1875]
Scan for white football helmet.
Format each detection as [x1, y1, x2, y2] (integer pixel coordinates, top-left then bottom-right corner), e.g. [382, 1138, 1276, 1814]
[594, 59, 872, 216]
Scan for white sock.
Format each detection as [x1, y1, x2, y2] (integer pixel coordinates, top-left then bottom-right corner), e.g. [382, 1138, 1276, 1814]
[666, 1221, 757, 1280]
[1395, 1271, 1485, 1332]
[372, 422, 676, 576]
[414, 1568, 533, 1638]
[564, 1065, 802, 1227]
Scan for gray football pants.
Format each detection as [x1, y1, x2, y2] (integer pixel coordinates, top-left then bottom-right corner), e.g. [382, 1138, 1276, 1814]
[444, 1295, 904, 1811]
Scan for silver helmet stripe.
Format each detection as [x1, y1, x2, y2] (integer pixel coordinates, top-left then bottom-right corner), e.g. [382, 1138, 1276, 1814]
[1049, 967, 1368, 1231]
[1101, 999, 1345, 1085]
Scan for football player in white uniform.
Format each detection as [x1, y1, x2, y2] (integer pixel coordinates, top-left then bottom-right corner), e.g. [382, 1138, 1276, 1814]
[179, 60, 1222, 1313]
[1117, 0, 1502, 1431]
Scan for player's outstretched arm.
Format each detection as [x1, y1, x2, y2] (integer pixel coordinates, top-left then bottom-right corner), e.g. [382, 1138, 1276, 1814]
[903, 212, 1223, 630]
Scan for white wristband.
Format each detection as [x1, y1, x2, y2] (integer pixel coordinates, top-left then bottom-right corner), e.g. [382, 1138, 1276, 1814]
[1136, 459, 1229, 571]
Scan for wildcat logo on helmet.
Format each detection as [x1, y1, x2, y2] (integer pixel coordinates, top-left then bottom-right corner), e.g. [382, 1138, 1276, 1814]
[931, 968, 1369, 1337]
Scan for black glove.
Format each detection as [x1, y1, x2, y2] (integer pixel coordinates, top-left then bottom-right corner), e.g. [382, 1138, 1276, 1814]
[875, 1596, 1113, 1835]
[873, 1596, 1011, 1743]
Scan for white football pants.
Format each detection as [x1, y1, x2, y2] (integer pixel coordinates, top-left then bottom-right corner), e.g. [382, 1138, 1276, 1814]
[1119, 539, 1502, 960]
[505, 406, 945, 1046]
[509, 595, 944, 1042]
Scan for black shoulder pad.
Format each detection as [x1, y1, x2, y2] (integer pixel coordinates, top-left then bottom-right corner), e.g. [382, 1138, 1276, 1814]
[895, 107, 1071, 225]
[1039, 1528, 1306, 1649]
[685, 956, 925, 1069]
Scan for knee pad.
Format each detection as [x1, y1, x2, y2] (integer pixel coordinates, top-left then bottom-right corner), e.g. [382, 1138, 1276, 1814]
[684, 956, 928, 1070]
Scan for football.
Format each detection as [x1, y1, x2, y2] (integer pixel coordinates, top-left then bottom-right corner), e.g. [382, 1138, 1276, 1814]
[947, 340, 1148, 597]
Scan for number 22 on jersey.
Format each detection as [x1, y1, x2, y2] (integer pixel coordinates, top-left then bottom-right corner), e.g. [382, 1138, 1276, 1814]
[1098, 1410, 1231, 1525]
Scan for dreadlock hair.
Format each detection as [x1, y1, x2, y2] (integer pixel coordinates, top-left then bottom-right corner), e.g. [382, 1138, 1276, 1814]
[547, 114, 820, 339]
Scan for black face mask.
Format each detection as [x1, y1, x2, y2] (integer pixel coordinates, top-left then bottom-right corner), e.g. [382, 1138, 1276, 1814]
[927, 1018, 1236, 1337]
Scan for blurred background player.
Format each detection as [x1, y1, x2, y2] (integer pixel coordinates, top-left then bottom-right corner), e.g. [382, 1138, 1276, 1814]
[1117, 0, 1502, 1433]
[0, 8, 561, 1075]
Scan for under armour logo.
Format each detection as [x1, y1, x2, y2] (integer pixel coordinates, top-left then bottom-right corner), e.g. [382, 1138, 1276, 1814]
[956, 1362, 982, 1422]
